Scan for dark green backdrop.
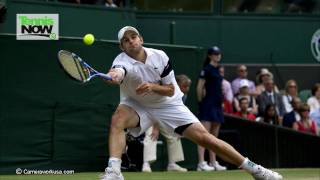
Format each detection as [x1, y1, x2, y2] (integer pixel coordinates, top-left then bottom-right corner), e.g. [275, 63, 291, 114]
[1, 0, 320, 174]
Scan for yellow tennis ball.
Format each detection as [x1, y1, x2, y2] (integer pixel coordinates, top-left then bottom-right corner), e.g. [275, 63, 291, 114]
[83, 34, 95, 45]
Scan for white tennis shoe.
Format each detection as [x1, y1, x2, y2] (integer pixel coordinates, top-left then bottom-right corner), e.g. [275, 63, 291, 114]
[167, 163, 188, 172]
[252, 165, 283, 180]
[197, 161, 215, 171]
[142, 162, 152, 172]
[209, 161, 227, 171]
[100, 167, 124, 180]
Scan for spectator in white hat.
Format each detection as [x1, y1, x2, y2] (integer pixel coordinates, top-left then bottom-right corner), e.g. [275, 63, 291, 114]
[255, 68, 279, 96]
[233, 79, 258, 115]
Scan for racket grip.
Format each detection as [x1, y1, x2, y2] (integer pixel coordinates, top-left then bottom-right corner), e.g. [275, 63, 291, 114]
[97, 73, 112, 81]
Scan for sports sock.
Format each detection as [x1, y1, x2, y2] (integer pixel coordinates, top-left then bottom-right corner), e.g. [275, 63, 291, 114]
[239, 158, 259, 173]
[108, 157, 122, 172]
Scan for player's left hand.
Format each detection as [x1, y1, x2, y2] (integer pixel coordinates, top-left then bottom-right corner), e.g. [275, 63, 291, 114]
[136, 83, 154, 95]
[150, 125, 159, 141]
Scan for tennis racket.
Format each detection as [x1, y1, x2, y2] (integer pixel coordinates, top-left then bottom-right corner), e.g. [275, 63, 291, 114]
[57, 50, 112, 83]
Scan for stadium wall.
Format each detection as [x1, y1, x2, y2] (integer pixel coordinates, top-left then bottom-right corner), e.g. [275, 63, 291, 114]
[136, 13, 320, 64]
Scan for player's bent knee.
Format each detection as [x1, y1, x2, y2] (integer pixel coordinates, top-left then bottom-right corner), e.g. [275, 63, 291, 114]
[110, 114, 125, 129]
[110, 105, 139, 130]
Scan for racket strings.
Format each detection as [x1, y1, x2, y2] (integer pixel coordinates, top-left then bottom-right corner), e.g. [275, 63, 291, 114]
[59, 51, 88, 82]
[73, 56, 88, 82]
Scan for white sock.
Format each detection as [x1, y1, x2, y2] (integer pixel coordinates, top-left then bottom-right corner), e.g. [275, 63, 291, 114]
[198, 161, 205, 165]
[239, 158, 259, 173]
[108, 157, 122, 172]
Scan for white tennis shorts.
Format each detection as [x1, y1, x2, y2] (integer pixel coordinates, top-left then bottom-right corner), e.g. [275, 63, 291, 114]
[121, 99, 199, 137]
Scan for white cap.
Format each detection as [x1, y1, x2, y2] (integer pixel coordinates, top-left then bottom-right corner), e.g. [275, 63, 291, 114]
[240, 79, 249, 88]
[117, 26, 139, 42]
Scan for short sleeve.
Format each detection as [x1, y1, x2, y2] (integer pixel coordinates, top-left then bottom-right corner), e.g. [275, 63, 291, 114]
[158, 50, 174, 84]
[111, 53, 130, 76]
[160, 59, 173, 78]
[161, 71, 175, 85]
[199, 69, 206, 79]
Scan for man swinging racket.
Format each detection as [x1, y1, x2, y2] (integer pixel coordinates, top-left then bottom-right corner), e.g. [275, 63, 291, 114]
[100, 26, 283, 180]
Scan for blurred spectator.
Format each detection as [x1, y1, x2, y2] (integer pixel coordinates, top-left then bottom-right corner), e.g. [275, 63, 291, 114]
[293, 103, 318, 135]
[233, 97, 256, 120]
[142, 74, 191, 173]
[176, 74, 192, 104]
[231, 65, 256, 96]
[283, 79, 299, 113]
[256, 79, 285, 124]
[310, 107, 320, 134]
[233, 79, 258, 115]
[255, 68, 279, 96]
[105, 0, 117, 7]
[307, 83, 320, 112]
[197, 46, 226, 171]
[219, 66, 234, 114]
[256, 104, 280, 125]
[283, 97, 301, 128]
[285, 0, 316, 13]
[142, 122, 187, 172]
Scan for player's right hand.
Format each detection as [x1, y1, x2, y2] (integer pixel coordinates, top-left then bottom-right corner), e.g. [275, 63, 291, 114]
[106, 69, 124, 84]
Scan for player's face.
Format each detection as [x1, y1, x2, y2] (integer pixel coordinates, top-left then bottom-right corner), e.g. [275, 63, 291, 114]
[120, 31, 144, 54]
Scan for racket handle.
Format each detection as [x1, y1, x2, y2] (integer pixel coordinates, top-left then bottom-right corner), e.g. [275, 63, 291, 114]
[97, 73, 112, 81]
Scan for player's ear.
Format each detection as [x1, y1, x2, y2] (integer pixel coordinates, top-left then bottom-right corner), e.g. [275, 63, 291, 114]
[139, 35, 144, 44]
[119, 43, 124, 51]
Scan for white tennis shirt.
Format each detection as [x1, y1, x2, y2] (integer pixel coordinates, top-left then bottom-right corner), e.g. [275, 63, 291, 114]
[112, 47, 184, 108]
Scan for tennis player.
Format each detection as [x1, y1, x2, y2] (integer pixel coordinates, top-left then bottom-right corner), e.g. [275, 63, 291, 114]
[100, 26, 283, 180]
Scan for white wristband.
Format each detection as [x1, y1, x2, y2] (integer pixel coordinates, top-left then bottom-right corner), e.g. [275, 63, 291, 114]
[114, 67, 125, 81]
